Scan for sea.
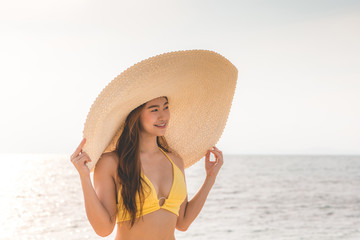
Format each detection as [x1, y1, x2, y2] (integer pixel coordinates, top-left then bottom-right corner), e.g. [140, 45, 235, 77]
[0, 154, 359, 240]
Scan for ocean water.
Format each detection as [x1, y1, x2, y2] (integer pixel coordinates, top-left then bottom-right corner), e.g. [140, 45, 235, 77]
[0, 154, 359, 240]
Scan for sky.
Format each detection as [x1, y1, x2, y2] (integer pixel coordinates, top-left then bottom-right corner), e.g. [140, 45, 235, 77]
[0, 0, 359, 155]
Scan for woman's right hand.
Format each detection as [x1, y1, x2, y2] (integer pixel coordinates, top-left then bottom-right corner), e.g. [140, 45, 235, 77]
[70, 138, 92, 179]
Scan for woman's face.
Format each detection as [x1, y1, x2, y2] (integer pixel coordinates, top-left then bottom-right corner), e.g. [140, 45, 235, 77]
[140, 97, 170, 136]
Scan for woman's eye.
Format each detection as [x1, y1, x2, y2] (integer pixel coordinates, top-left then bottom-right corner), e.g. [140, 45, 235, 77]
[151, 106, 168, 112]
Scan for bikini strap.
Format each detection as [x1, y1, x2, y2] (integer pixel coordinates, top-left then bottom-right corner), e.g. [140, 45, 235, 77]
[158, 147, 174, 164]
[158, 147, 186, 180]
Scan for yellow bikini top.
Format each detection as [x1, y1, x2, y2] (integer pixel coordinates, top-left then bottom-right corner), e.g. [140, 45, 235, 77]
[116, 147, 187, 222]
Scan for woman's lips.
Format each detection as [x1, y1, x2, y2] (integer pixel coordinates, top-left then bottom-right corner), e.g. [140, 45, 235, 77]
[154, 123, 166, 128]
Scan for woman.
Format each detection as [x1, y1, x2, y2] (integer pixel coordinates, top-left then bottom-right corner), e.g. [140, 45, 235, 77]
[71, 96, 224, 239]
[70, 49, 237, 239]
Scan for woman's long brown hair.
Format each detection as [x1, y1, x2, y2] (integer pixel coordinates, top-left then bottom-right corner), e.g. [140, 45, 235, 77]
[115, 96, 172, 228]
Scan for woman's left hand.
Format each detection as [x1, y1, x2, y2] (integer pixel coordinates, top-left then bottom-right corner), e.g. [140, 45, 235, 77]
[205, 146, 223, 179]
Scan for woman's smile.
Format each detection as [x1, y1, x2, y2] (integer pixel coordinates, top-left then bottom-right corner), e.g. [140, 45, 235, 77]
[154, 122, 167, 128]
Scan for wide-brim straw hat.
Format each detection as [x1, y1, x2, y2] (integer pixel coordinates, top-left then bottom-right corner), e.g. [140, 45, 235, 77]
[82, 49, 238, 172]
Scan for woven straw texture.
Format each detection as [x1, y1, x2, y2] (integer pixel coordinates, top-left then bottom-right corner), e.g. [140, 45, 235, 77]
[82, 49, 238, 172]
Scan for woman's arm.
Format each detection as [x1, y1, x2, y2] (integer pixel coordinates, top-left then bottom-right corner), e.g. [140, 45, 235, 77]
[81, 153, 118, 237]
[176, 146, 223, 231]
[71, 139, 117, 237]
[176, 175, 215, 231]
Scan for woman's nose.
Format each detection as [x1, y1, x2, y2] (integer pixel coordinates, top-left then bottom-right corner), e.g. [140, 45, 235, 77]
[159, 108, 169, 119]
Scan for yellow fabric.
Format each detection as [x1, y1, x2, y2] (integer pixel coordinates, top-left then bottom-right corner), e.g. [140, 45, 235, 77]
[116, 147, 187, 222]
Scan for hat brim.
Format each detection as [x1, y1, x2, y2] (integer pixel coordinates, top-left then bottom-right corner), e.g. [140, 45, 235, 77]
[83, 49, 238, 172]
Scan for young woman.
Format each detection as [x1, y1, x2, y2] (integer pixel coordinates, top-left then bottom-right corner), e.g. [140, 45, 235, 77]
[71, 96, 224, 240]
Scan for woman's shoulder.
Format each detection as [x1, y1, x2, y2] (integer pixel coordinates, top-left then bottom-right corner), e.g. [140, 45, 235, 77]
[94, 151, 118, 176]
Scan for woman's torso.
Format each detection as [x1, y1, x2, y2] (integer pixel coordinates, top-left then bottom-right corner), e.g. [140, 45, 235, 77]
[107, 149, 185, 240]
[116, 210, 177, 240]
